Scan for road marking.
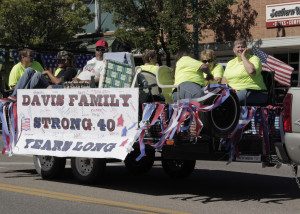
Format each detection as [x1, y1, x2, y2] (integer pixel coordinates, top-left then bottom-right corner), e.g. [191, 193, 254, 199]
[0, 183, 190, 214]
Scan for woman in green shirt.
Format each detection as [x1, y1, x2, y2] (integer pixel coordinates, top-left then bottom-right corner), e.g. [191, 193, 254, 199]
[173, 49, 213, 102]
[222, 39, 267, 105]
[200, 49, 224, 85]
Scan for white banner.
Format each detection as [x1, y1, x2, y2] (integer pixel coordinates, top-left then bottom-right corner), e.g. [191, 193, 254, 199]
[13, 88, 139, 160]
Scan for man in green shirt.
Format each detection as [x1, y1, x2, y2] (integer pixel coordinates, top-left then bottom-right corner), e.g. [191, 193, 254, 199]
[8, 48, 44, 89]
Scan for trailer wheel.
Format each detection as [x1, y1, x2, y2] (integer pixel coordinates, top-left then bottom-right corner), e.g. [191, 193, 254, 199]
[124, 147, 155, 174]
[162, 159, 196, 178]
[33, 156, 66, 179]
[71, 157, 106, 184]
[198, 91, 240, 138]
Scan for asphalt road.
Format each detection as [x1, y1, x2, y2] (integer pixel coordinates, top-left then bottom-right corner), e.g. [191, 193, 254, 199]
[0, 134, 300, 214]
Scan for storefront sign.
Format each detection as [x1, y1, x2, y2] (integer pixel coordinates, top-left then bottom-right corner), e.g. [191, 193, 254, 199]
[266, 1, 300, 28]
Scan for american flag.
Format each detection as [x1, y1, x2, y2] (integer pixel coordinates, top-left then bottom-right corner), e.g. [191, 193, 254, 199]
[41, 53, 58, 74]
[253, 46, 293, 87]
[12, 50, 39, 64]
[75, 54, 93, 69]
[21, 118, 30, 131]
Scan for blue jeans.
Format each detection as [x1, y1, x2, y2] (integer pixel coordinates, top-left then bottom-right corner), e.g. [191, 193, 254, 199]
[236, 89, 268, 105]
[172, 81, 204, 102]
[11, 68, 50, 96]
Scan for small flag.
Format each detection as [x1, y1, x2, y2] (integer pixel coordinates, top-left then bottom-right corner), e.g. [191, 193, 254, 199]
[21, 118, 30, 131]
[253, 46, 293, 87]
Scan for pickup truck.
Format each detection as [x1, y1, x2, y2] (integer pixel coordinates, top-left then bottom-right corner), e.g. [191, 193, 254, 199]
[280, 87, 300, 166]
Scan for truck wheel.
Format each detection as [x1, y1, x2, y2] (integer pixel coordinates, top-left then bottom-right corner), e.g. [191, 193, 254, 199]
[198, 91, 240, 137]
[34, 156, 66, 179]
[71, 157, 106, 184]
[162, 159, 196, 178]
[124, 147, 155, 174]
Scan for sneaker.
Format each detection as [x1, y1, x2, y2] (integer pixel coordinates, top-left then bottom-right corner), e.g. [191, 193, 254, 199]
[0, 98, 12, 103]
[8, 96, 17, 102]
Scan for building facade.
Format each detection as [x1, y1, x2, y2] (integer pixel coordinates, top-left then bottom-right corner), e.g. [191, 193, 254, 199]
[200, 0, 300, 86]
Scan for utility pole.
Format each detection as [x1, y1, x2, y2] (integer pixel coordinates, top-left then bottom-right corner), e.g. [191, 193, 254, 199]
[95, 0, 101, 33]
[193, 0, 199, 59]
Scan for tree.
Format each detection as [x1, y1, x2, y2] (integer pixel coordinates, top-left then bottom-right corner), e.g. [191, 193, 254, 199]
[100, 0, 236, 66]
[0, 0, 94, 50]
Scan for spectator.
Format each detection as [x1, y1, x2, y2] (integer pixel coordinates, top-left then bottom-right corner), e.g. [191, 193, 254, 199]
[221, 38, 267, 105]
[200, 49, 224, 85]
[140, 49, 158, 75]
[72, 39, 108, 84]
[172, 49, 213, 102]
[8, 48, 44, 89]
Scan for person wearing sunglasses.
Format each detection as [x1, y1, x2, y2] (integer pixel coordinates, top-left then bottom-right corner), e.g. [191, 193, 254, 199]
[72, 39, 108, 85]
[1, 48, 47, 102]
[221, 38, 267, 105]
[8, 48, 44, 90]
[172, 48, 214, 102]
[200, 49, 224, 85]
[42, 51, 77, 85]
[1, 50, 78, 103]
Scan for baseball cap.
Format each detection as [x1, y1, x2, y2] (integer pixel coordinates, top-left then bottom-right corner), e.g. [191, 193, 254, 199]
[57, 51, 73, 60]
[96, 40, 108, 48]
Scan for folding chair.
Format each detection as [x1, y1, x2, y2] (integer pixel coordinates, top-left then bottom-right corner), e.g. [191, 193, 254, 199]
[134, 66, 163, 104]
[99, 58, 136, 88]
[156, 66, 177, 103]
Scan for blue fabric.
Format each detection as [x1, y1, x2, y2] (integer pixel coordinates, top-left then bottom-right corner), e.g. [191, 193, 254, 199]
[172, 81, 205, 102]
[11, 67, 50, 96]
[236, 89, 268, 105]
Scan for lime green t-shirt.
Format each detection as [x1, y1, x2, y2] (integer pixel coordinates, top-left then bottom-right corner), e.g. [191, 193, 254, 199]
[204, 63, 224, 85]
[9, 61, 44, 88]
[140, 65, 159, 75]
[174, 56, 204, 87]
[223, 55, 266, 90]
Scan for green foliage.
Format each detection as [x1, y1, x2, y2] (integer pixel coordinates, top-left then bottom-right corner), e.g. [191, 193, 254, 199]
[100, 0, 236, 64]
[0, 0, 94, 49]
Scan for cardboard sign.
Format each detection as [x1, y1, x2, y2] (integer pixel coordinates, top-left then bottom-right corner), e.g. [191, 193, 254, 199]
[14, 88, 139, 160]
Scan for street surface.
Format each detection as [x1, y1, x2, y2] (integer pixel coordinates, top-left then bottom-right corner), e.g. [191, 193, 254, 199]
[0, 133, 300, 214]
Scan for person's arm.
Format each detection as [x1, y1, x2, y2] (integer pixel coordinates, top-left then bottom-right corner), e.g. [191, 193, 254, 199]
[221, 76, 228, 84]
[43, 70, 62, 85]
[242, 49, 256, 75]
[199, 64, 214, 81]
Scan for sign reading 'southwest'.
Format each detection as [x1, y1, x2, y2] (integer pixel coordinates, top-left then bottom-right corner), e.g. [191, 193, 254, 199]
[266, 1, 300, 28]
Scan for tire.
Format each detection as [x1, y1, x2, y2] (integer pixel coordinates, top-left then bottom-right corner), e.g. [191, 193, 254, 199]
[162, 159, 196, 178]
[34, 156, 66, 179]
[198, 91, 240, 138]
[124, 147, 155, 174]
[71, 157, 106, 184]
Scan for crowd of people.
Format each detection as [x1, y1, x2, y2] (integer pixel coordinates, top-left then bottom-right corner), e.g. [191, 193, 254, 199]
[0, 38, 268, 105]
